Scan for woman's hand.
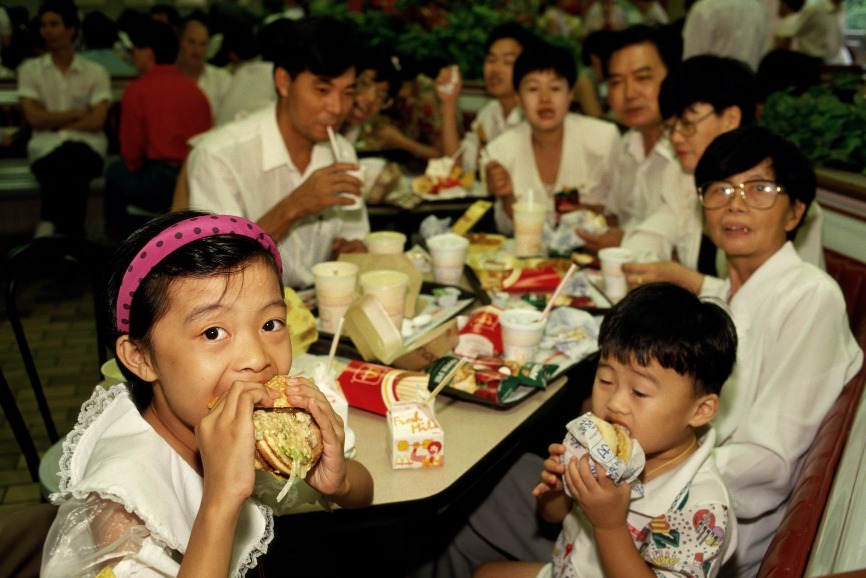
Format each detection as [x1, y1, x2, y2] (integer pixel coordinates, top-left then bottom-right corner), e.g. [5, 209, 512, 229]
[621, 261, 705, 294]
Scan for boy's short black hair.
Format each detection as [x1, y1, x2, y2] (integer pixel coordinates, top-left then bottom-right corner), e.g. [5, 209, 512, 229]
[513, 40, 577, 90]
[598, 283, 737, 396]
[603, 23, 681, 78]
[659, 54, 758, 124]
[272, 15, 358, 81]
[484, 21, 539, 53]
[38, 0, 79, 32]
[81, 11, 119, 50]
[128, 18, 178, 64]
[695, 125, 815, 239]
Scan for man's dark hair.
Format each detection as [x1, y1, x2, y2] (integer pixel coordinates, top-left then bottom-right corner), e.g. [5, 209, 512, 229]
[149, 3, 181, 30]
[513, 40, 577, 90]
[659, 54, 758, 124]
[38, 0, 80, 34]
[81, 10, 119, 50]
[179, 11, 210, 38]
[756, 48, 821, 102]
[581, 29, 615, 69]
[484, 21, 539, 53]
[695, 125, 815, 239]
[599, 282, 737, 396]
[603, 23, 680, 78]
[258, 17, 293, 63]
[272, 15, 358, 80]
[129, 18, 179, 64]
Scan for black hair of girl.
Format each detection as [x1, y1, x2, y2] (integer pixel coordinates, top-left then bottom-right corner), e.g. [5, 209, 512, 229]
[598, 282, 738, 397]
[103, 210, 284, 412]
[512, 40, 577, 91]
[694, 125, 815, 239]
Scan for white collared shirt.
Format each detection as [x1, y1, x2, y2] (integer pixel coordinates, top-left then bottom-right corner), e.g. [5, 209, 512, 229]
[17, 53, 112, 162]
[197, 63, 232, 120]
[682, 0, 770, 71]
[486, 113, 620, 235]
[187, 105, 370, 288]
[702, 242, 863, 577]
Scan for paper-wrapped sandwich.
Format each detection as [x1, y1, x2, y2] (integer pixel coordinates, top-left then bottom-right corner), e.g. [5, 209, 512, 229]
[560, 412, 646, 498]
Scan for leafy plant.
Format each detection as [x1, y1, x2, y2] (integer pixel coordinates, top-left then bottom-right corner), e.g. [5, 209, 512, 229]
[758, 79, 866, 175]
[310, 0, 579, 80]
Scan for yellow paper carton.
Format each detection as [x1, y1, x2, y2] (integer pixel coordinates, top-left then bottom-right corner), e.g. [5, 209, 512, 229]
[387, 401, 445, 469]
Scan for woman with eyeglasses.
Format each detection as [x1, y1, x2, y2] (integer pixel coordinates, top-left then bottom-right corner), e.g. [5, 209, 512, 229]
[665, 124, 862, 577]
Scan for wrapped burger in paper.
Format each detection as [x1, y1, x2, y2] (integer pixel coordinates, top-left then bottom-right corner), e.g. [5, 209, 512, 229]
[560, 412, 646, 498]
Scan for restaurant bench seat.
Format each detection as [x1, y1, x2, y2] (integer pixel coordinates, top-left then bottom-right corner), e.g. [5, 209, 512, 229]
[757, 248, 866, 578]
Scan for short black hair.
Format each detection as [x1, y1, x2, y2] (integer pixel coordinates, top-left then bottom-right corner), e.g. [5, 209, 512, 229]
[149, 3, 181, 29]
[179, 11, 209, 38]
[598, 282, 737, 396]
[258, 17, 292, 63]
[81, 10, 119, 50]
[484, 21, 539, 53]
[581, 29, 615, 69]
[756, 48, 821, 102]
[39, 0, 80, 33]
[513, 40, 577, 90]
[695, 125, 815, 239]
[659, 55, 758, 124]
[272, 15, 358, 80]
[604, 24, 680, 78]
[357, 46, 402, 100]
[128, 18, 178, 64]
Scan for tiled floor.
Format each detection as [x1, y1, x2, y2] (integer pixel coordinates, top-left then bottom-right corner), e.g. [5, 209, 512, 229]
[0, 258, 106, 517]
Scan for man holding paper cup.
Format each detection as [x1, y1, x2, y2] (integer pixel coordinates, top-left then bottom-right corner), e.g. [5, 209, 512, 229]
[187, 16, 369, 289]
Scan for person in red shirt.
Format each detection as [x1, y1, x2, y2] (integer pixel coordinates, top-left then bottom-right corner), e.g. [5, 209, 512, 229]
[103, 18, 212, 241]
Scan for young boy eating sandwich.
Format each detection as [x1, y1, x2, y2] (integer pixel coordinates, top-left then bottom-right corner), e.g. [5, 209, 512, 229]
[474, 282, 739, 578]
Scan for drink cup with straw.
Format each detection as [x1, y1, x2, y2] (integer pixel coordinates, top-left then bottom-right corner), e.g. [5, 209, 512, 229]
[326, 125, 364, 210]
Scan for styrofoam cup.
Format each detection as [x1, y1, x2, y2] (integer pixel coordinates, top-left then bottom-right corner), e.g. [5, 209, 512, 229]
[598, 247, 635, 304]
[499, 308, 546, 363]
[339, 166, 366, 210]
[427, 233, 469, 285]
[360, 269, 410, 330]
[512, 201, 547, 257]
[365, 231, 407, 255]
[312, 261, 359, 333]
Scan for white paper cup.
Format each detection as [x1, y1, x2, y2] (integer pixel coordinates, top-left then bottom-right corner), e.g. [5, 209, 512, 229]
[499, 308, 546, 363]
[512, 201, 547, 257]
[427, 232, 469, 285]
[312, 261, 359, 333]
[365, 231, 407, 255]
[339, 166, 366, 210]
[359, 269, 410, 330]
[598, 247, 635, 304]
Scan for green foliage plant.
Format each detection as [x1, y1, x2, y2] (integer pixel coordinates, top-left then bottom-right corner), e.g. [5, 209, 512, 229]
[758, 75, 866, 176]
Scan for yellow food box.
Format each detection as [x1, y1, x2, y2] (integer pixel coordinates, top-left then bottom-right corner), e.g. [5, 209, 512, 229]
[387, 401, 445, 469]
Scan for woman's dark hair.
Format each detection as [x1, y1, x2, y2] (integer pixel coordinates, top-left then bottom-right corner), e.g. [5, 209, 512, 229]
[271, 15, 357, 81]
[104, 211, 284, 411]
[659, 54, 757, 124]
[695, 125, 815, 239]
[484, 21, 539, 53]
[513, 40, 577, 90]
[357, 46, 402, 100]
[599, 282, 737, 396]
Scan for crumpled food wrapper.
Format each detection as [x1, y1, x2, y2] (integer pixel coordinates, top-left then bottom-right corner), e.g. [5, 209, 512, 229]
[560, 412, 646, 499]
[547, 210, 609, 255]
[540, 307, 600, 362]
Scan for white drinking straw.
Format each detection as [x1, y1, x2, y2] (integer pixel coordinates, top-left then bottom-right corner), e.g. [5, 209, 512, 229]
[541, 263, 578, 320]
[326, 125, 342, 162]
[425, 356, 469, 404]
[325, 315, 345, 376]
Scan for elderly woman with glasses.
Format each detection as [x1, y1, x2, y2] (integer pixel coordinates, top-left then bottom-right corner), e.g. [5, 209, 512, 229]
[673, 125, 862, 577]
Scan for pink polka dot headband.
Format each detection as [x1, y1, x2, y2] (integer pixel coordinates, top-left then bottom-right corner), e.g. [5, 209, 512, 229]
[116, 214, 282, 332]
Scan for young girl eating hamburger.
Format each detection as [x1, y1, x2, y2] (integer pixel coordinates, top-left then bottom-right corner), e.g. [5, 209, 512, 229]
[41, 211, 373, 577]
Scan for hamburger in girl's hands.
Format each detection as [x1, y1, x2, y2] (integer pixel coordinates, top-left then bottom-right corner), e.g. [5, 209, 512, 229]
[560, 412, 646, 497]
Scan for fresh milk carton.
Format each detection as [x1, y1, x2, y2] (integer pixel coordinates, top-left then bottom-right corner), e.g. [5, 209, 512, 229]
[386, 401, 444, 469]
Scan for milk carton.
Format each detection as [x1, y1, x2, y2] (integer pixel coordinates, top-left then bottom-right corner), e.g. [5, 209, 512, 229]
[386, 401, 444, 469]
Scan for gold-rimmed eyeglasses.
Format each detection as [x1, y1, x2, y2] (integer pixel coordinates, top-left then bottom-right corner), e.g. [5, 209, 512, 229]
[664, 110, 716, 137]
[698, 180, 787, 209]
